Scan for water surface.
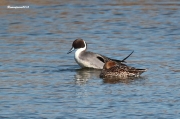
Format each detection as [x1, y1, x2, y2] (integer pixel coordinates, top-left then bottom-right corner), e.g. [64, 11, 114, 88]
[0, 0, 180, 118]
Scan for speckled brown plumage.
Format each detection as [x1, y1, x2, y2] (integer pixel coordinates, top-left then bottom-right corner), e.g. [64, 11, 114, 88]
[100, 61, 147, 79]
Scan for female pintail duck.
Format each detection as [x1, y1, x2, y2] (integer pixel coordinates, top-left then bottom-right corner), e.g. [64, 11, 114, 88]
[100, 61, 147, 78]
[67, 38, 133, 69]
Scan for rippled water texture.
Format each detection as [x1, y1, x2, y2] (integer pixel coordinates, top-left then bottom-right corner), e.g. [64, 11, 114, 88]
[0, 0, 180, 118]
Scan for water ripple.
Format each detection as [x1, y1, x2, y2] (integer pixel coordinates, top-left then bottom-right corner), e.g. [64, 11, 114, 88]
[0, 0, 180, 118]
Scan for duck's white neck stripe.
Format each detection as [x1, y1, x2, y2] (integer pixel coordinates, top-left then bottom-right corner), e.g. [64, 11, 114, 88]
[83, 40, 87, 50]
[74, 40, 87, 64]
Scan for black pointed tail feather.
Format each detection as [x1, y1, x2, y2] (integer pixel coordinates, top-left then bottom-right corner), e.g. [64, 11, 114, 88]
[110, 50, 134, 63]
[122, 50, 134, 62]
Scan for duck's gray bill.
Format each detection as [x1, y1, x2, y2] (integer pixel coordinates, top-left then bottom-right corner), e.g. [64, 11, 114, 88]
[67, 47, 74, 54]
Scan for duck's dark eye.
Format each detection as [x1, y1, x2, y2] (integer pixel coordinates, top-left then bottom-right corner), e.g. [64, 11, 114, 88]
[97, 56, 105, 63]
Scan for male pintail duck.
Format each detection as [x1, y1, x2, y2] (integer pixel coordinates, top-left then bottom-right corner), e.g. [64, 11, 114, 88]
[67, 38, 133, 69]
[100, 61, 147, 78]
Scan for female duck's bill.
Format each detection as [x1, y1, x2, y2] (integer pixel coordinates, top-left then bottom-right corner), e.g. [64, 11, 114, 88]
[100, 61, 147, 79]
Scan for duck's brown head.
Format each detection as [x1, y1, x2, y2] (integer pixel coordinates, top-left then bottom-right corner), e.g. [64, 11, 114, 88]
[104, 61, 117, 70]
[67, 38, 86, 54]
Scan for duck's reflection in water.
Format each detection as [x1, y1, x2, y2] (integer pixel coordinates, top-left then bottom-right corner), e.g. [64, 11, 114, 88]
[103, 76, 146, 84]
[103, 77, 135, 84]
[74, 68, 101, 84]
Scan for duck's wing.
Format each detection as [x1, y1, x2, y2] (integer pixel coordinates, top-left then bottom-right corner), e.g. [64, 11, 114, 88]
[79, 51, 105, 68]
[119, 64, 147, 76]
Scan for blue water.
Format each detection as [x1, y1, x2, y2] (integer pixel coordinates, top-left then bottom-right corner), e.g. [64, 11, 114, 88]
[0, 0, 180, 118]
